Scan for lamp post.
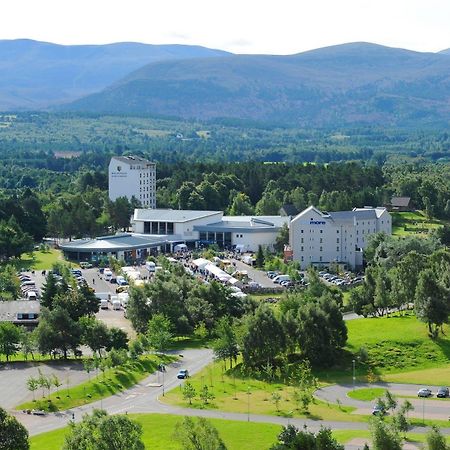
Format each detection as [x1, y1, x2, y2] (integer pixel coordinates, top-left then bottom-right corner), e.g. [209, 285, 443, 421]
[422, 397, 425, 425]
[247, 387, 251, 422]
[352, 359, 356, 390]
[162, 367, 165, 397]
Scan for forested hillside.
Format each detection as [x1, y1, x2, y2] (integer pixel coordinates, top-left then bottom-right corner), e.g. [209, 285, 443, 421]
[0, 39, 229, 110]
[67, 43, 450, 128]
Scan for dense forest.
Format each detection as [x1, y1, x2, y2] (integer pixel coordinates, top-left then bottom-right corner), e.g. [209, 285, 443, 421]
[0, 112, 448, 247]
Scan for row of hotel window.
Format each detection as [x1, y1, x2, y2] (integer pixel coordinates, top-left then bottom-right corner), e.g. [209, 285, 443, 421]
[300, 229, 376, 234]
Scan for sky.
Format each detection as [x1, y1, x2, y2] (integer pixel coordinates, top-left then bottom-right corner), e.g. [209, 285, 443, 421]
[1, 0, 449, 54]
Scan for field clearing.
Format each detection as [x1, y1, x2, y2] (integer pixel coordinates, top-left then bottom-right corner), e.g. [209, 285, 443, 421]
[391, 211, 446, 237]
[5, 249, 69, 271]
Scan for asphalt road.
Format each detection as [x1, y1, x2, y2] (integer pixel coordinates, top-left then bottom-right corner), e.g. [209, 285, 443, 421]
[316, 382, 450, 421]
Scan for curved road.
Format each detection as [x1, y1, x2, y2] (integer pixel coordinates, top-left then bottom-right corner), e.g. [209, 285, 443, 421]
[316, 382, 450, 421]
[11, 354, 450, 450]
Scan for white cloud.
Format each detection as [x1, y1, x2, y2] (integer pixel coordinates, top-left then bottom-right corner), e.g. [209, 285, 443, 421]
[0, 0, 449, 53]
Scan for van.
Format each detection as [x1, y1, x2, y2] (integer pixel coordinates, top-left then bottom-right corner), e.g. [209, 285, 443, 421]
[103, 269, 113, 280]
[95, 292, 111, 301]
[146, 261, 156, 272]
[100, 299, 109, 309]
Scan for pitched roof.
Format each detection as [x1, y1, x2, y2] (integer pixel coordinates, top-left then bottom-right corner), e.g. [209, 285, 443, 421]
[390, 196, 411, 207]
[279, 204, 299, 216]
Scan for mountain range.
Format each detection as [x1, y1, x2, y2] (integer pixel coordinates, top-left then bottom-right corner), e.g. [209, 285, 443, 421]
[1, 39, 450, 127]
[0, 39, 229, 110]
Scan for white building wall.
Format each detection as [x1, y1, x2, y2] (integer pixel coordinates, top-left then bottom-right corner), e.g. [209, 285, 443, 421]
[109, 158, 156, 208]
[131, 212, 223, 241]
[231, 231, 279, 253]
[290, 206, 391, 270]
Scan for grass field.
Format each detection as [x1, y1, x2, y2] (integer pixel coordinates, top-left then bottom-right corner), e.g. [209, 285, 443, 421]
[30, 413, 282, 450]
[391, 211, 445, 237]
[17, 355, 174, 412]
[345, 314, 450, 378]
[347, 388, 386, 401]
[163, 359, 360, 422]
[8, 249, 72, 271]
[29, 413, 450, 449]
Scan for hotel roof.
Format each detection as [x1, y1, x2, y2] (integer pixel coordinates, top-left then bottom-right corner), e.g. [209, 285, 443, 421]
[133, 209, 222, 222]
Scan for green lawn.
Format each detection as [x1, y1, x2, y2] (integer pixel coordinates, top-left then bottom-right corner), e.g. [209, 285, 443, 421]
[30, 413, 282, 450]
[345, 314, 450, 377]
[347, 388, 386, 401]
[162, 359, 360, 422]
[391, 211, 445, 237]
[8, 249, 74, 271]
[17, 355, 174, 412]
[29, 413, 450, 449]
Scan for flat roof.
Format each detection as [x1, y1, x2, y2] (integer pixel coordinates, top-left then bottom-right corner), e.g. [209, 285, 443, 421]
[111, 156, 155, 166]
[0, 300, 40, 321]
[61, 233, 169, 253]
[194, 216, 289, 233]
[133, 209, 222, 223]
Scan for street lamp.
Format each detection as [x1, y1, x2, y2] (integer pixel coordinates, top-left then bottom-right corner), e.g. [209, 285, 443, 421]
[162, 367, 165, 397]
[247, 387, 251, 422]
[422, 397, 425, 425]
[352, 359, 356, 390]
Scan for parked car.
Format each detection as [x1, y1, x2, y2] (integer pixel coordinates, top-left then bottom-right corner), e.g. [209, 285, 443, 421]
[372, 404, 386, 416]
[79, 262, 93, 269]
[417, 388, 432, 397]
[437, 387, 449, 398]
[273, 275, 290, 284]
[177, 369, 189, 379]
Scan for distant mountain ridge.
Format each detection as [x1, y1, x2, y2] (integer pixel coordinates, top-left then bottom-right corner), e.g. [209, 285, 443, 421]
[66, 42, 450, 127]
[0, 39, 230, 110]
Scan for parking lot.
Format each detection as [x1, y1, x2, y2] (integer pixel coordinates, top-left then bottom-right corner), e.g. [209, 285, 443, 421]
[20, 266, 136, 338]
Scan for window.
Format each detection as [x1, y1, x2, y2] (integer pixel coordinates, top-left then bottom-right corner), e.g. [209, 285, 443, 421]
[336, 230, 339, 233]
[319, 238, 323, 243]
[337, 246, 340, 252]
[301, 229, 304, 234]
[320, 230, 323, 234]
[301, 246, 304, 252]
[319, 256, 323, 262]
[301, 238, 304, 243]
[336, 238, 339, 243]
[320, 246, 323, 252]
[301, 256, 304, 262]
